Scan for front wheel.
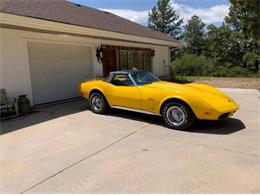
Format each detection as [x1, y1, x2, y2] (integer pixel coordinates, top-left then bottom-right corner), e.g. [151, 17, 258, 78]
[89, 93, 109, 114]
[162, 102, 195, 130]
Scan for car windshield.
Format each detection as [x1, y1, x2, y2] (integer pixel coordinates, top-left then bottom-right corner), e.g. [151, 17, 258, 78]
[131, 71, 160, 86]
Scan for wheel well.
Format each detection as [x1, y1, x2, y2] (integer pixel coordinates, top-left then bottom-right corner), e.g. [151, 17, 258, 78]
[89, 89, 104, 99]
[160, 98, 194, 116]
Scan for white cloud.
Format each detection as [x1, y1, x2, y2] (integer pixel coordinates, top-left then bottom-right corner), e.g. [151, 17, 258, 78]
[173, 3, 229, 24]
[99, 3, 229, 26]
[99, 8, 150, 25]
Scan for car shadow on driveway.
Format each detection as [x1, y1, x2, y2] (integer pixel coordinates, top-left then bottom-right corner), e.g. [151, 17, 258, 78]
[109, 108, 246, 135]
[191, 118, 246, 134]
[1, 99, 245, 136]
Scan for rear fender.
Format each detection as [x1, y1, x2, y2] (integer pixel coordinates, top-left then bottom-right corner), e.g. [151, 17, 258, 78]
[88, 87, 106, 99]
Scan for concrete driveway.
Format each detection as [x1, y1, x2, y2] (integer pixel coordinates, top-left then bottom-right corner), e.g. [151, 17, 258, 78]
[1, 88, 259, 193]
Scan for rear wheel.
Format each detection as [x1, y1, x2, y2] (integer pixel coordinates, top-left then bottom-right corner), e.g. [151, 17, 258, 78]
[89, 92, 109, 114]
[162, 102, 195, 130]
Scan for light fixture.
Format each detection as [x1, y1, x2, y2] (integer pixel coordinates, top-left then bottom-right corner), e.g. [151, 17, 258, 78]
[151, 50, 155, 57]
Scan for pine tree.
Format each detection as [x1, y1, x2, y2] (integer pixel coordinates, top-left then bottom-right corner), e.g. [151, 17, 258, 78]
[148, 0, 183, 40]
[205, 24, 244, 67]
[225, 0, 260, 42]
[225, 0, 259, 72]
[183, 15, 205, 55]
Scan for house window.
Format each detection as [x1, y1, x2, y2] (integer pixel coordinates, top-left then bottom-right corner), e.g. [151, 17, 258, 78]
[119, 50, 128, 70]
[119, 50, 151, 71]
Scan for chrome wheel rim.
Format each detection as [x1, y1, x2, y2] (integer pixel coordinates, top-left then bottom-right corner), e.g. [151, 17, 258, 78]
[166, 106, 185, 126]
[91, 95, 102, 111]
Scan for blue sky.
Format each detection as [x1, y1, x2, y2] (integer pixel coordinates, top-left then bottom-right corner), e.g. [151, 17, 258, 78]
[69, 0, 230, 26]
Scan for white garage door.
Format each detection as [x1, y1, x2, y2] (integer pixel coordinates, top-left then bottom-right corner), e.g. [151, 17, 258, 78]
[28, 42, 92, 105]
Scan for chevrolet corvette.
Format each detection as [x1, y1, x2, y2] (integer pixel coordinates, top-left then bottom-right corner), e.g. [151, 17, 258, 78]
[80, 70, 239, 130]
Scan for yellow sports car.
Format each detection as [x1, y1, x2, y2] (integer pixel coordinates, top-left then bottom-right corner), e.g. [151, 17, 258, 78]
[80, 70, 239, 130]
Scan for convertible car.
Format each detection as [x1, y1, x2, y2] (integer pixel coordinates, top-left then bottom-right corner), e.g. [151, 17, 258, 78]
[80, 70, 239, 130]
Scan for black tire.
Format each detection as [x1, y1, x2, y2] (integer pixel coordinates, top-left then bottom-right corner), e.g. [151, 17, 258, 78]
[162, 102, 195, 130]
[89, 92, 109, 114]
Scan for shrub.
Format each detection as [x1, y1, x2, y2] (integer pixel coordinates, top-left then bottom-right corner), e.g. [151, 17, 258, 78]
[211, 66, 252, 77]
[243, 51, 259, 72]
[228, 66, 252, 77]
[172, 54, 214, 76]
[171, 54, 254, 77]
[210, 65, 228, 77]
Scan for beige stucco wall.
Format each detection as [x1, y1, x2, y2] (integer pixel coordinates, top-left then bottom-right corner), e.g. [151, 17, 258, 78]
[0, 28, 33, 101]
[0, 28, 170, 104]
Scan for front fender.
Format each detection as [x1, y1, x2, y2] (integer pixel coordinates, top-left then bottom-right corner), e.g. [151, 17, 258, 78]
[157, 94, 214, 120]
[157, 95, 193, 114]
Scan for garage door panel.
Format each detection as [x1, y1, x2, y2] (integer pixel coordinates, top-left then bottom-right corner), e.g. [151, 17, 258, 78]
[30, 59, 91, 74]
[28, 42, 92, 105]
[31, 72, 89, 85]
[32, 89, 76, 104]
[29, 43, 90, 59]
[31, 75, 73, 88]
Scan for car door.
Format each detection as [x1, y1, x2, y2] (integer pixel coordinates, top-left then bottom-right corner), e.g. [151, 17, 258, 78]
[138, 86, 159, 113]
[106, 74, 142, 109]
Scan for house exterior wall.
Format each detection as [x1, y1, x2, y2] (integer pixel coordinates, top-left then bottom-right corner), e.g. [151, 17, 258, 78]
[0, 28, 33, 102]
[0, 28, 171, 105]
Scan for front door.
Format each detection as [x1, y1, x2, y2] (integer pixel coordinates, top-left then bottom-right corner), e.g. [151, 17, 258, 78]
[102, 48, 117, 76]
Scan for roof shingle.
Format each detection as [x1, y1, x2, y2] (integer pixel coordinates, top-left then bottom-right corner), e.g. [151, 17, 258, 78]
[0, 0, 178, 42]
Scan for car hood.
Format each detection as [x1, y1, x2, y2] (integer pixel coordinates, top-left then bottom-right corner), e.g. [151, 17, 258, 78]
[144, 81, 237, 108]
[144, 81, 223, 96]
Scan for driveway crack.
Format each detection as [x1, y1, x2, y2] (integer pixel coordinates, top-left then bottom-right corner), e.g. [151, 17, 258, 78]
[20, 124, 150, 194]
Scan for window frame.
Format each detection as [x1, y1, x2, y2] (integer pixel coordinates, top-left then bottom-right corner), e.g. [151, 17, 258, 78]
[110, 73, 137, 87]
